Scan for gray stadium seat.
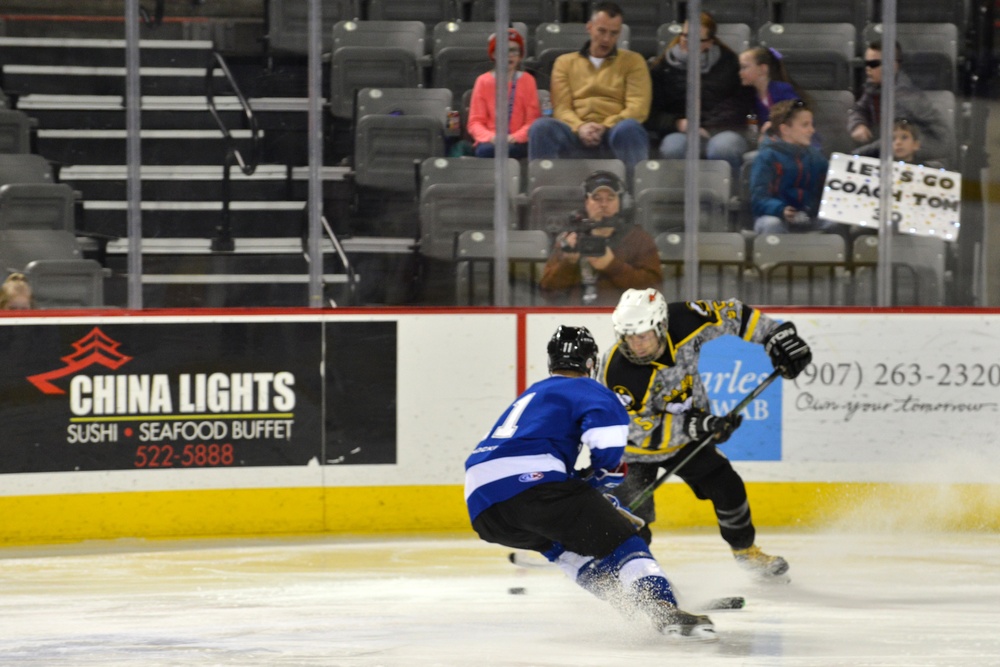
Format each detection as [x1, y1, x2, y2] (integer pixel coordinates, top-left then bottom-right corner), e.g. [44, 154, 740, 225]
[657, 22, 751, 55]
[454, 229, 550, 305]
[757, 22, 856, 90]
[863, 23, 959, 91]
[23, 259, 105, 309]
[431, 21, 529, 98]
[367, 0, 459, 24]
[265, 0, 360, 56]
[418, 157, 520, 261]
[525, 158, 627, 232]
[0, 183, 76, 232]
[805, 89, 856, 157]
[605, 0, 675, 57]
[0, 109, 37, 154]
[655, 231, 749, 301]
[329, 20, 427, 120]
[352, 88, 451, 194]
[633, 159, 732, 235]
[851, 233, 948, 306]
[528, 22, 630, 89]
[753, 233, 849, 305]
[776, 0, 871, 34]
[0, 153, 54, 187]
[468, 0, 557, 41]
[697, 0, 771, 31]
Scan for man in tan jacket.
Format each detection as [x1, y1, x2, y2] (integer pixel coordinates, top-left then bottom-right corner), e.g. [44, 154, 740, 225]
[528, 1, 652, 177]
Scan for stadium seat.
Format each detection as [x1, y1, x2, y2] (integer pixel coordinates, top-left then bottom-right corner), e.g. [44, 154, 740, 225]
[352, 88, 451, 195]
[695, 0, 771, 32]
[431, 21, 529, 98]
[655, 231, 749, 301]
[0, 153, 54, 187]
[264, 0, 360, 56]
[418, 156, 520, 261]
[23, 259, 105, 308]
[0, 109, 37, 154]
[863, 23, 960, 91]
[329, 20, 427, 120]
[454, 229, 550, 305]
[757, 22, 856, 90]
[805, 89, 856, 157]
[775, 0, 871, 34]
[851, 233, 948, 306]
[657, 22, 751, 55]
[633, 159, 732, 235]
[467, 0, 557, 43]
[525, 158, 627, 232]
[527, 22, 630, 89]
[752, 232, 849, 305]
[367, 0, 460, 25]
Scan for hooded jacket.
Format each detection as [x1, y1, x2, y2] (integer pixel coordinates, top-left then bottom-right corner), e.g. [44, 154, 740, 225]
[750, 139, 828, 219]
[846, 71, 953, 165]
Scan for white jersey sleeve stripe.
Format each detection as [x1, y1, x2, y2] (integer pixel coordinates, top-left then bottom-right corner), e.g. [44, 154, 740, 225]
[464, 453, 567, 500]
[581, 424, 629, 451]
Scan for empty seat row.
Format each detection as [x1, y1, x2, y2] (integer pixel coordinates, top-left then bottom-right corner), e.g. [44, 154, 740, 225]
[454, 229, 949, 307]
[267, 0, 971, 57]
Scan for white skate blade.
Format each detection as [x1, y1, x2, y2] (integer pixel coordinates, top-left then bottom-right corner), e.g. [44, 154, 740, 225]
[660, 623, 718, 642]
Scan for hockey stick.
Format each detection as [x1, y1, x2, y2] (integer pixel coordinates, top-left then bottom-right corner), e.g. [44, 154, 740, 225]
[624, 369, 782, 512]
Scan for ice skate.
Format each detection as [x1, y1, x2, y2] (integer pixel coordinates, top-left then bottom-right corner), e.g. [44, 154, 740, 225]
[733, 544, 790, 582]
[649, 603, 717, 641]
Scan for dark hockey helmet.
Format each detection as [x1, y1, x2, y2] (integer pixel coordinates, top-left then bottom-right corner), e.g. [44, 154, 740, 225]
[547, 325, 599, 376]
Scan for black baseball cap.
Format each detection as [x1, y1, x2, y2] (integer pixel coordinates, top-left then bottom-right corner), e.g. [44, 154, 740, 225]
[583, 171, 624, 197]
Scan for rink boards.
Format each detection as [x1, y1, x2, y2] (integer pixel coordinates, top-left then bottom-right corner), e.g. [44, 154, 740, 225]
[1, 308, 999, 544]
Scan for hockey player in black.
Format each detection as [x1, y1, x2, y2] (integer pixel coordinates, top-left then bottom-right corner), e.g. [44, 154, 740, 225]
[600, 288, 812, 581]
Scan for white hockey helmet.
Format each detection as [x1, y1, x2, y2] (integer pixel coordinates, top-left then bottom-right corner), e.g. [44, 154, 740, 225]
[611, 288, 668, 363]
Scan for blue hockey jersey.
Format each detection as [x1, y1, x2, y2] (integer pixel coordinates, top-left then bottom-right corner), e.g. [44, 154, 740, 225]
[464, 375, 630, 522]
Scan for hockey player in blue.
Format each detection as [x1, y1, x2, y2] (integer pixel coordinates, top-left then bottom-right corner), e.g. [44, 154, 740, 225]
[465, 325, 716, 640]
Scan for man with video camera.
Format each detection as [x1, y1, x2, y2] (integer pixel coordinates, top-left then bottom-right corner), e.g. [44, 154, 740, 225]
[540, 171, 661, 306]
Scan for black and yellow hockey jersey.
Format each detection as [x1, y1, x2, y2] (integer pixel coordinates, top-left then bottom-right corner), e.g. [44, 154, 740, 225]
[599, 299, 780, 462]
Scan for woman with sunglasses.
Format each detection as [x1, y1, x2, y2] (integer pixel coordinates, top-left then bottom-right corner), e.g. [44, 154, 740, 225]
[847, 40, 952, 166]
[646, 12, 748, 175]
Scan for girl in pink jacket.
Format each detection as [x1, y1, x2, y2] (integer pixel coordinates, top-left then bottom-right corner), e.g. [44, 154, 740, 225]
[467, 29, 541, 159]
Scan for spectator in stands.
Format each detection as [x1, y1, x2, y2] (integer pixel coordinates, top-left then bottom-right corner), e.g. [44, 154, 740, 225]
[848, 41, 952, 166]
[750, 99, 840, 235]
[0, 272, 34, 310]
[528, 2, 651, 177]
[540, 170, 661, 306]
[647, 12, 748, 175]
[892, 118, 945, 168]
[738, 46, 808, 141]
[467, 29, 540, 159]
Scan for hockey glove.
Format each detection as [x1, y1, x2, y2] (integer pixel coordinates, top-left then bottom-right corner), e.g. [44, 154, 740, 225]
[764, 322, 813, 379]
[604, 493, 646, 531]
[682, 408, 743, 445]
[584, 462, 628, 492]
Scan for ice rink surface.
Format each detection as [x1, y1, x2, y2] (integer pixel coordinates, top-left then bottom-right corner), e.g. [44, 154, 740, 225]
[2, 530, 999, 666]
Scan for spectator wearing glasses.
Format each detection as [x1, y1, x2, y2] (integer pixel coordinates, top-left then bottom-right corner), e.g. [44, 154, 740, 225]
[467, 29, 540, 159]
[528, 2, 652, 177]
[750, 99, 842, 235]
[647, 12, 749, 175]
[847, 41, 953, 166]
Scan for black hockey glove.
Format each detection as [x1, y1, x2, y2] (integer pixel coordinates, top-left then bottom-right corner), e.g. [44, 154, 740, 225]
[764, 322, 812, 379]
[682, 409, 743, 445]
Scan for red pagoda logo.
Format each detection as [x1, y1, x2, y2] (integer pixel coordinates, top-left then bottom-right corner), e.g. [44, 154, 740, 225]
[27, 327, 133, 395]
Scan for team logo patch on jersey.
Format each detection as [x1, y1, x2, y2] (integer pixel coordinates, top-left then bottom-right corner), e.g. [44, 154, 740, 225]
[613, 386, 635, 408]
[518, 472, 545, 483]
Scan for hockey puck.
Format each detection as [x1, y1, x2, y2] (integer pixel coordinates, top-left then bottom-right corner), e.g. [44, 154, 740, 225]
[508, 587, 527, 595]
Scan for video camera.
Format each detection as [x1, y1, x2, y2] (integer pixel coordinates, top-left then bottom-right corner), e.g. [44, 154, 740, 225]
[558, 214, 618, 257]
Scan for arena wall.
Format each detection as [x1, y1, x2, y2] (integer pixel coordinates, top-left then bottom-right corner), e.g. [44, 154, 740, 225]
[1, 308, 998, 546]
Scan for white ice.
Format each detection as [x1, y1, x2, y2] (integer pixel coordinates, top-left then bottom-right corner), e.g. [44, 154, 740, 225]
[1, 530, 999, 666]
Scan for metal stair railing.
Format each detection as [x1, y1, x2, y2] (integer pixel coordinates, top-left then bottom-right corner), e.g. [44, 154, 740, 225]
[205, 50, 260, 252]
